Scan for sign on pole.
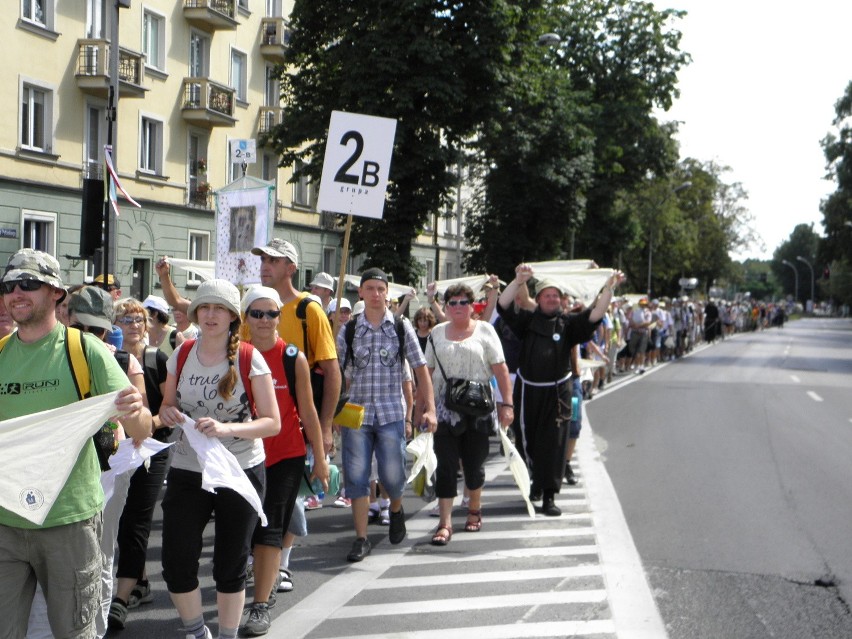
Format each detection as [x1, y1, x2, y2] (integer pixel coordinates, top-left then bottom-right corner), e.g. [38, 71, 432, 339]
[230, 139, 257, 165]
[317, 111, 397, 220]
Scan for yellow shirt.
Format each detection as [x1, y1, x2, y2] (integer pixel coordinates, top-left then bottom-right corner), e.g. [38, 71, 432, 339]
[277, 292, 337, 367]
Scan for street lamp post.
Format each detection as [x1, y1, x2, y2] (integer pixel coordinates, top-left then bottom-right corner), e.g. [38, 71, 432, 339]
[781, 259, 798, 303]
[647, 181, 692, 298]
[796, 255, 815, 308]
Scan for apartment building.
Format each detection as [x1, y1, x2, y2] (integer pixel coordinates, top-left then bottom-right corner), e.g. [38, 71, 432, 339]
[0, 1, 466, 301]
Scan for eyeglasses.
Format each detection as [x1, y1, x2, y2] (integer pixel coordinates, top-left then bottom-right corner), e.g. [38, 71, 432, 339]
[446, 299, 471, 307]
[117, 316, 145, 325]
[0, 279, 45, 295]
[247, 309, 281, 320]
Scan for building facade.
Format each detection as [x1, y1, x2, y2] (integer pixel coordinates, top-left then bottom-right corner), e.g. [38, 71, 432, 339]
[0, 1, 466, 301]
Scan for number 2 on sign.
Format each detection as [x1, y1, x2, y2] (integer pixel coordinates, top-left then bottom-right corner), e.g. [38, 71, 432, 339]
[333, 131, 380, 187]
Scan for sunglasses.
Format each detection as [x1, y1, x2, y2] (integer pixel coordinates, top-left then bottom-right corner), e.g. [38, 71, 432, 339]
[0, 279, 45, 295]
[247, 309, 281, 320]
[446, 299, 471, 307]
[117, 316, 145, 325]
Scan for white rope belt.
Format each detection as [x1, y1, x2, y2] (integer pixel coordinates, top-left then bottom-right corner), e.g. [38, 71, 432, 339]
[515, 370, 573, 454]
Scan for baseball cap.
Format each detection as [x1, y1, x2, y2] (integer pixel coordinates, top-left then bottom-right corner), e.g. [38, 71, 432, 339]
[360, 268, 389, 287]
[309, 272, 335, 292]
[241, 286, 283, 314]
[187, 279, 241, 323]
[351, 300, 365, 316]
[94, 273, 121, 289]
[251, 238, 299, 266]
[142, 294, 169, 315]
[3, 248, 66, 301]
[328, 297, 352, 313]
[69, 286, 114, 331]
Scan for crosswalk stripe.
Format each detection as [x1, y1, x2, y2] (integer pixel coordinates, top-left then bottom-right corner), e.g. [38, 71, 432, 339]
[329, 589, 609, 618]
[340, 619, 617, 638]
[393, 544, 600, 565]
[410, 527, 595, 541]
[364, 564, 604, 589]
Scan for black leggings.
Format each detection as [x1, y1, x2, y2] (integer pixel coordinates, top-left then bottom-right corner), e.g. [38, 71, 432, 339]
[433, 420, 491, 498]
[116, 450, 169, 580]
[252, 455, 304, 548]
[161, 464, 264, 594]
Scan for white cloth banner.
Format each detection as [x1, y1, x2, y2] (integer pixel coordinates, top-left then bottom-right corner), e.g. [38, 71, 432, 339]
[179, 417, 267, 526]
[215, 186, 272, 286]
[169, 258, 215, 283]
[0, 392, 120, 526]
[101, 438, 173, 504]
[405, 431, 437, 486]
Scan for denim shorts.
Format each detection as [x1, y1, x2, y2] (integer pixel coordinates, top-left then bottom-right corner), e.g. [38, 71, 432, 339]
[342, 419, 406, 499]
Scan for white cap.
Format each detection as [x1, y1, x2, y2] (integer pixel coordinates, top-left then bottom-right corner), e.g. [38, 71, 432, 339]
[309, 272, 335, 292]
[328, 298, 352, 313]
[142, 294, 169, 315]
[241, 286, 283, 314]
[352, 300, 365, 316]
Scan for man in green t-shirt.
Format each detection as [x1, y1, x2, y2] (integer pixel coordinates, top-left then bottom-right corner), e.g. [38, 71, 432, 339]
[0, 249, 151, 638]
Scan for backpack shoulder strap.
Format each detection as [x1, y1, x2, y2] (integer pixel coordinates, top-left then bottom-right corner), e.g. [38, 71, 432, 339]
[0, 334, 10, 352]
[238, 342, 255, 412]
[143, 346, 158, 375]
[282, 342, 299, 408]
[175, 338, 196, 382]
[65, 327, 91, 399]
[169, 329, 177, 350]
[395, 316, 407, 362]
[343, 317, 357, 369]
[296, 296, 313, 361]
[113, 350, 131, 374]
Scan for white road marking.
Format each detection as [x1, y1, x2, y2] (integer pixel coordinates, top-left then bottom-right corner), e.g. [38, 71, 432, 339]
[345, 620, 616, 639]
[394, 544, 600, 565]
[807, 391, 823, 402]
[790, 375, 800, 383]
[364, 564, 603, 589]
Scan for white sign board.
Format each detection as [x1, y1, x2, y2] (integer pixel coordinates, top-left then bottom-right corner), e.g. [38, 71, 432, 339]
[317, 111, 397, 219]
[230, 139, 257, 164]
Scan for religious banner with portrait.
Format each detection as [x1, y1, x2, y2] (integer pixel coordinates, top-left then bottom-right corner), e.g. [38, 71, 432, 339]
[214, 176, 274, 285]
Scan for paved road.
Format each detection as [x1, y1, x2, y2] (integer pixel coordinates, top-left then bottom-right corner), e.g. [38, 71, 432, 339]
[586, 317, 852, 639]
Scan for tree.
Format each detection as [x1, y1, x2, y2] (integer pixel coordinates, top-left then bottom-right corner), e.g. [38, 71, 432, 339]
[771, 224, 820, 304]
[267, 0, 527, 283]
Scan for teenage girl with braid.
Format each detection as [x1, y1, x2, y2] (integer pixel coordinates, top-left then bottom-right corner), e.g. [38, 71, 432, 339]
[158, 280, 280, 639]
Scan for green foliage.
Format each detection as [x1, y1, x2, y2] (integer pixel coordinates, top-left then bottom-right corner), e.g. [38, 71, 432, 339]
[819, 80, 852, 274]
[771, 224, 820, 304]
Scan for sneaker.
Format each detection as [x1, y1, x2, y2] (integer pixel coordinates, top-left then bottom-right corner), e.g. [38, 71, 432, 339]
[333, 495, 352, 508]
[277, 568, 293, 593]
[185, 626, 212, 639]
[127, 581, 153, 608]
[304, 495, 323, 510]
[107, 598, 128, 630]
[347, 537, 372, 562]
[242, 602, 271, 637]
[379, 507, 390, 526]
[388, 507, 406, 544]
[267, 571, 283, 609]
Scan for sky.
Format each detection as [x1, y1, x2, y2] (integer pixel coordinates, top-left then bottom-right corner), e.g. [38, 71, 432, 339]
[656, 1, 852, 260]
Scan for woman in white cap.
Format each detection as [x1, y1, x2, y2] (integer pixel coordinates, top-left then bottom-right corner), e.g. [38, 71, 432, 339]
[142, 294, 180, 356]
[240, 286, 328, 635]
[158, 279, 280, 639]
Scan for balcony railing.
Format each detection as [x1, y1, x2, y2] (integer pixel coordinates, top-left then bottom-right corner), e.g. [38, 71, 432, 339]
[183, 0, 238, 31]
[258, 106, 282, 135]
[181, 78, 236, 127]
[259, 17, 291, 62]
[75, 39, 146, 97]
[189, 187, 212, 208]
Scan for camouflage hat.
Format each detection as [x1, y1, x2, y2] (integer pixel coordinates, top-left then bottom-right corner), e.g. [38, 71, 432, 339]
[250, 238, 298, 266]
[69, 286, 114, 331]
[3, 249, 66, 300]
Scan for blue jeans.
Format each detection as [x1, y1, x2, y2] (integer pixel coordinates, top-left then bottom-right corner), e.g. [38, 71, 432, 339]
[342, 419, 406, 499]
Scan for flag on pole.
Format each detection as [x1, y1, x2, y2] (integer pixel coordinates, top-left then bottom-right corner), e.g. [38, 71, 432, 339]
[103, 144, 141, 217]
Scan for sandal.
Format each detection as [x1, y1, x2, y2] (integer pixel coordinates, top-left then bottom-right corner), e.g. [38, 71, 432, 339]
[464, 509, 482, 533]
[431, 525, 453, 546]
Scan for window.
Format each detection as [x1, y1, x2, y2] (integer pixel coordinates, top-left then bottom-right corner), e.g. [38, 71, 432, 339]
[323, 247, 335, 274]
[187, 231, 210, 285]
[424, 259, 435, 288]
[143, 10, 165, 71]
[230, 49, 247, 102]
[86, 0, 106, 39]
[139, 116, 163, 174]
[262, 153, 277, 181]
[20, 82, 52, 152]
[188, 133, 209, 204]
[293, 160, 311, 207]
[266, 0, 282, 16]
[22, 210, 56, 253]
[189, 32, 210, 78]
[84, 103, 106, 177]
[444, 211, 455, 235]
[22, 0, 53, 30]
[264, 66, 278, 107]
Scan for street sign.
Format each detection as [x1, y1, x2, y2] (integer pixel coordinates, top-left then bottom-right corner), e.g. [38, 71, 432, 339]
[317, 110, 397, 219]
[230, 139, 257, 164]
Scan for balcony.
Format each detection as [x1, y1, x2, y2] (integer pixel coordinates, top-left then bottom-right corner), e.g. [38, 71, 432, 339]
[259, 17, 291, 63]
[183, 0, 238, 31]
[258, 106, 282, 137]
[75, 40, 147, 98]
[188, 186, 212, 208]
[181, 78, 236, 128]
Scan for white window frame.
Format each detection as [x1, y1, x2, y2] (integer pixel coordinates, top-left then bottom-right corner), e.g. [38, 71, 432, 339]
[21, 0, 54, 30]
[187, 131, 209, 195]
[189, 30, 210, 78]
[230, 47, 248, 103]
[187, 230, 210, 286]
[142, 8, 166, 72]
[86, 0, 107, 39]
[139, 114, 164, 175]
[21, 210, 57, 254]
[84, 101, 107, 176]
[19, 78, 54, 153]
[264, 65, 278, 107]
[293, 160, 311, 207]
[266, 0, 282, 17]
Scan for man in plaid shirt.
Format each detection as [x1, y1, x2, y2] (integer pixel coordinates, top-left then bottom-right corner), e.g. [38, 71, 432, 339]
[337, 268, 436, 562]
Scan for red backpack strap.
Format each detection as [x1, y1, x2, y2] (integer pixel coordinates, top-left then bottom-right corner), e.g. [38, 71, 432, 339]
[238, 341, 256, 416]
[175, 339, 196, 382]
